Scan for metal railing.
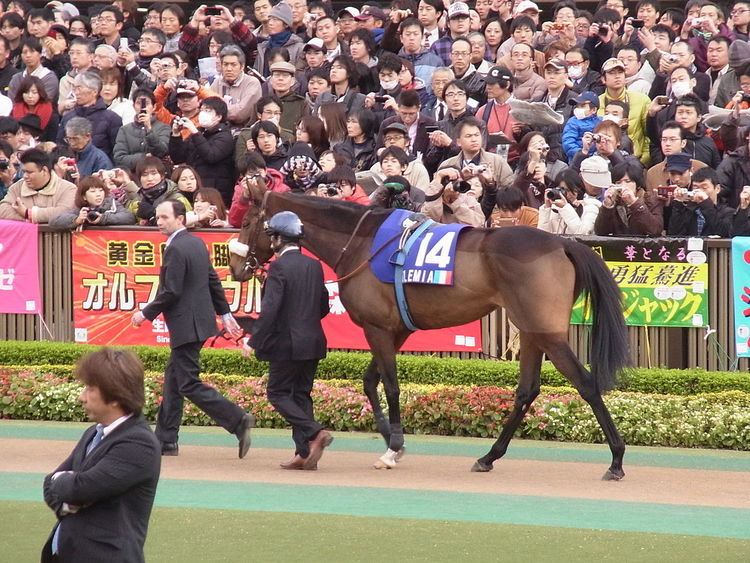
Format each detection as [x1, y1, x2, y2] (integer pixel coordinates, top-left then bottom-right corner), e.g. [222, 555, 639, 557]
[1, 227, 745, 370]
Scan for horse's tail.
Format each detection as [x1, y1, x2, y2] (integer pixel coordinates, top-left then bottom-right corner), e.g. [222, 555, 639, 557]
[563, 239, 630, 392]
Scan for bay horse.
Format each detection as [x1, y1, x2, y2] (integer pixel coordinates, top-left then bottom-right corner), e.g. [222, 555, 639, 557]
[229, 189, 630, 480]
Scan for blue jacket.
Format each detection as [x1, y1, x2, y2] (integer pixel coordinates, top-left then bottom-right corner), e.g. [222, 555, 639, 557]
[562, 114, 602, 162]
[74, 142, 113, 177]
[57, 98, 123, 159]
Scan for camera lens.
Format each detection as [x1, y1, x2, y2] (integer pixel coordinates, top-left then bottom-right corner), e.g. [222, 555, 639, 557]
[87, 211, 100, 222]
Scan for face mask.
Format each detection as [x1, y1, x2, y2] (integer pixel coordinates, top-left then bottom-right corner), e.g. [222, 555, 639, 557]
[568, 65, 584, 80]
[380, 79, 399, 91]
[198, 111, 216, 128]
[602, 114, 620, 124]
[671, 81, 691, 98]
[573, 107, 589, 120]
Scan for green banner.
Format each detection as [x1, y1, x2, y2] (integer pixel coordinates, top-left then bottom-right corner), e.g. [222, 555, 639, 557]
[570, 237, 709, 327]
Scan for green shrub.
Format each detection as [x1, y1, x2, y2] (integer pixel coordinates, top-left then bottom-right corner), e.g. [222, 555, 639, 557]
[2, 341, 750, 395]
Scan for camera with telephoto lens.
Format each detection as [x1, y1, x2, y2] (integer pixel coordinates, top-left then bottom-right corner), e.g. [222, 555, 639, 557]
[592, 133, 602, 143]
[546, 188, 564, 201]
[320, 183, 340, 197]
[87, 208, 104, 222]
[441, 175, 472, 193]
[0, 159, 9, 170]
[598, 24, 609, 36]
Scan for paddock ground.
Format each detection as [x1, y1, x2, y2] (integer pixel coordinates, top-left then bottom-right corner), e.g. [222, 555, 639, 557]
[2, 421, 749, 562]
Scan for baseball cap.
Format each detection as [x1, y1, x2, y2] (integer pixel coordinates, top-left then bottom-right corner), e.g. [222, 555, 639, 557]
[485, 65, 512, 85]
[270, 61, 297, 75]
[356, 6, 387, 22]
[544, 58, 568, 72]
[514, 1, 540, 15]
[176, 87, 197, 96]
[601, 57, 626, 73]
[447, 2, 470, 19]
[337, 7, 360, 19]
[580, 155, 612, 189]
[304, 38, 327, 52]
[382, 122, 409, 135]
[665, 152, 692, 173]
[570, 91, 600, 108]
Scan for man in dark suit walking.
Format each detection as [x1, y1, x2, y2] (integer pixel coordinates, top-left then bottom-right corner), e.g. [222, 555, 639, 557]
[42, 348, 160, 563]
[132, 200, 254, 458]
[245, 211, 332, 470]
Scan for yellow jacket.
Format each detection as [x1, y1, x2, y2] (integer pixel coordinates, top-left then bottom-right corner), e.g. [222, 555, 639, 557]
[599, 89, 651, 166]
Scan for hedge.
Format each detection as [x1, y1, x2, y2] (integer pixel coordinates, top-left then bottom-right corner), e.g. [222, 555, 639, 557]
[1, 341, 749, 395]
[3, 367, 750, 450]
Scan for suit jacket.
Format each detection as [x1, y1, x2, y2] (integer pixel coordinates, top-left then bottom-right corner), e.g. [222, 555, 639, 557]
[42, 415, 161, 563]
[142, 229, 230, 348]
[250, 249, 329, 362]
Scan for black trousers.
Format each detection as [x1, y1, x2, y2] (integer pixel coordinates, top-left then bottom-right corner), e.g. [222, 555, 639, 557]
[266, 359, 322, 458]
[156, 340, 245, 444]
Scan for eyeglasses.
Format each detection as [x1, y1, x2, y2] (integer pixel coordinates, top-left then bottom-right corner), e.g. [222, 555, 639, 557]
[444, 91, 466, 99]
[661, 137, 682, 142]
[384, 135, 406, 142]
[139, 38, 161, 45]
[451, 51, 471, 57]
[64, 136, 86, 142]
[98, 17, 117, 23]
[732, 8, 750, 15]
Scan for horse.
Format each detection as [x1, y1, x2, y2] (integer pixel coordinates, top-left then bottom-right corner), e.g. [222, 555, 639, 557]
[229, 189, 630, 480]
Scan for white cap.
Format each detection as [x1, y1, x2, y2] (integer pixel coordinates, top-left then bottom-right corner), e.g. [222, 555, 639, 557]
[514, 1, 540, 15]
[448, 2, 470, 19]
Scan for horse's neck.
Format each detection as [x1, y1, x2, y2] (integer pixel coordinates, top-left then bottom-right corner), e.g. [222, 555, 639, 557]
[270, 194, 368, 271]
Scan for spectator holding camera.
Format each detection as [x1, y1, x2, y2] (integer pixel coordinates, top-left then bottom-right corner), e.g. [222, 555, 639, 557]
[646, 121, 707, 193]
[717, 127, 750, 207]
[731, 186, 750, 236]
[371, 141, 429, 198]
[595, 160, 664, 236]
[666, 155, 733, 237]
[154, 77, 217, 130]
[169, 96, 235, 207]
[538, 169, 601, 235]
[125, 156, 191, 225]
[423, 165, 485, 226]
[62, 117, 113, 177]
[192, 187, 230, 228]
[488, 186, 539, 227]
[513, 132, 570, 208]
[314, 165, 370, 204]
[562, 91, 602, 161]
[113, 89, 171, 171]
[228, 152, 291, 228]
[0, 148, 76, 223]
[49, 175, 135, 231]
[571, 121, 632, 171]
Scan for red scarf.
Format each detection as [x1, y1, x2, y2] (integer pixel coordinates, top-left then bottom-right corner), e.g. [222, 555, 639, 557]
[12, 101, 53, 129]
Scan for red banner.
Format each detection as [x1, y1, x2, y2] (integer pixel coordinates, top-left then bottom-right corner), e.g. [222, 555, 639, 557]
[0, 220, 41, 314]
[72, 230, 482, 352]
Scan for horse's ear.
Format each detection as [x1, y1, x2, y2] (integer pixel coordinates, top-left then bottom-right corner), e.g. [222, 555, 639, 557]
[248, 176, 267, 204]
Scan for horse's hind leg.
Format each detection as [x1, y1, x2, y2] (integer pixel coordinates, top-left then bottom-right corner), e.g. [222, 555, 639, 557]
[543, 339, 625, 481]
[473, 332, 543, 472]
[363, 358, 391, 446]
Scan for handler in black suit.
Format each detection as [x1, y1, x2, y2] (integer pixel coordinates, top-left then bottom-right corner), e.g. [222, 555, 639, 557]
[132, 200, 254, 458]
[245, 211, 332, 470]
[42, 348, 160, 563]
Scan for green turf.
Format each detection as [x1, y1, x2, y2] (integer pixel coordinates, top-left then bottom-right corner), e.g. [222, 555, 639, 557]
[3, 501, 749, 563]
[3, 420, 750, 471]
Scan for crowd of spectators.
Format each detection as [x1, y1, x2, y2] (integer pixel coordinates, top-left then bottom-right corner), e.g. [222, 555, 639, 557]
[1, 0, 750, 238]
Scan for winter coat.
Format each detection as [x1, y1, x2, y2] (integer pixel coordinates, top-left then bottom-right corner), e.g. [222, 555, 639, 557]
[113, 119, 172, 172]
[562, 114, 602, 162]
[537, 197, 602, 235]
[716, 149, 750, 207]
[594, 189, 664, 236]
[228, 168, 290, 228]
[169, 123, 236, 206]
[74, 142, 113, 177]
[125, 180, 192, 226]
[57, 98, 123, 159]
[0, 172, 76, 223]
[335, 137, 378, 173]
[254, 33, 304, 76]
[667, 199, 733, 237]
[48, 196, 135, 231]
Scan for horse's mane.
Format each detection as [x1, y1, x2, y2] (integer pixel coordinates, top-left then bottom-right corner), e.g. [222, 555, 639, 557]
[275, 192, 392, 235]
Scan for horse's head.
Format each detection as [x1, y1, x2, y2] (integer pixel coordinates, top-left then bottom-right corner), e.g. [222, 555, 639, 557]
[228, 177, 274, 282]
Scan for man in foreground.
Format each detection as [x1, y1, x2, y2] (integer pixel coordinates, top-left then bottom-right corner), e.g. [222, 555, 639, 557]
[42, 348, 160, 562]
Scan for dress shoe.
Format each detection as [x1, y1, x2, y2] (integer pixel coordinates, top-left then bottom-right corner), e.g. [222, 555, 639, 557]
[280, 454, 307, 470]
[161, 442, 179, 456]
[236, 413, 256, 459]
[303, 430, 333, 470]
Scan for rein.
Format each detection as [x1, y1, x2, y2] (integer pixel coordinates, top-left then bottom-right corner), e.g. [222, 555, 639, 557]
[241, 190, 272, 277]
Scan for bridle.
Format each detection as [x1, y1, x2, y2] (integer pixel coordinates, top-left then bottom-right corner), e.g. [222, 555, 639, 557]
[240, 190, 272, 277]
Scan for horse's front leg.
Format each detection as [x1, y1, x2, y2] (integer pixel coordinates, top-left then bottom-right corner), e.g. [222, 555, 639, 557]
[363, 358, 391, 446]
[363, 325, 410, 469]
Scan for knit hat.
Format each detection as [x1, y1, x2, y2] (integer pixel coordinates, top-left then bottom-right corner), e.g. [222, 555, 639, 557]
[665, 152, 692, 173]
[729, 40, 750, 70]
[580, 155, 612, 188]
[268, 2, 293, 28]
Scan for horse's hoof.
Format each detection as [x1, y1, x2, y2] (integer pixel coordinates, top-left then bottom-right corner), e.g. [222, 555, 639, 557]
[471, 460, 493, 473]
[373, 449, 399, 470]
[602, 468, 625, 481]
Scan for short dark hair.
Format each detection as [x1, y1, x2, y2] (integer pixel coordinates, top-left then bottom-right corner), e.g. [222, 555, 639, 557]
[377, 52, 403, 74]
[419, 0, 445, 14]
[593, 7, 621, 25]
[0, 139, 13, 159]
[255, 95, 282, 117]
[510, 15, 536, 33]
[327, 165, 357, 186]
[238, 151, 266, 174]
[399, 16, 423, 34]
[692, 167, 719, 184]
[455, 116, 484, 137]
[19, 147, 50, 171]
[250, 120, 280, 144]
[605, 99, 630, 117]
[443, 78, 468, 96]
[0, 117, 19, 135]
[27, 8, 54, 22]
[397, 89, 420, 108]
[76, 348, 145, 415]
[163, 199, 187, 221]
[611, 160, 646, 190]
[20, 36, 43, 53]
[651, 23, 676, 41]
[99, 6, 125, 23]
[379, 146, 409, 166]
[661, 120, 687, 139]
[0, 12, 24, 30]
[308, 67, 331, 84]
[675, 93, 702, 112]
[201, 97, 228, 121]
[349, 109, 378, 138]
[70, 36, 95, 54]
[141, 27, 167, 46]
[708, 35, 731, 49]
[348, 28, 377, 57]
[135, 155, 167, 179]
[330, 54, 359, 87]
[495, 187, 526, 212]
[133, 88, 156, 104]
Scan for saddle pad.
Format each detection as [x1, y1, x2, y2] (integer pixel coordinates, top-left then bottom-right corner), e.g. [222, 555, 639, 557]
[370, 209, 468, 285]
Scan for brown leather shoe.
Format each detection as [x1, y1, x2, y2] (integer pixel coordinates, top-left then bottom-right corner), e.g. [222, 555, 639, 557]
[303, 430, 333, 470]
[280, 454, 307, 470]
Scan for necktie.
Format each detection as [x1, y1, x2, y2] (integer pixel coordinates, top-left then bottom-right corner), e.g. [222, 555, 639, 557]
[86, 425, 105, 456]
[52, 426, 105, 554]
[437, 102, 445, 121]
